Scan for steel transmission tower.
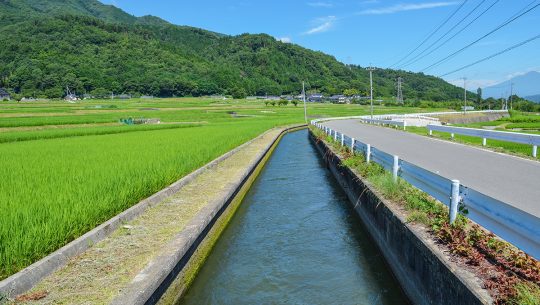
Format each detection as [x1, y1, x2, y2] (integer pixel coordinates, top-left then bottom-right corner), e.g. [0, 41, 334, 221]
[396, 77, 404, 104]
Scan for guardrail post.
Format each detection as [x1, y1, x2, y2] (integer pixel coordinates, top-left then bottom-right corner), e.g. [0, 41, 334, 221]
[482, 138, 487, 146]
[341, 134, 344, 146]
[450, 180, 460, 224]
[334, 131, 338, 141]
[429, 129, 433, 136]
[366, 144, 371, 163]
[392, 156, 399, 182]
[451, 133, 455, 140]
[534, 145, 538, 158]
[351, 138, 355, 152]
[403, 122, 407, 131]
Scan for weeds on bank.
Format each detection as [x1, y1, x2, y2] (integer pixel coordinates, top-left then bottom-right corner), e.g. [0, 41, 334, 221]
[311, 126, 540, 304]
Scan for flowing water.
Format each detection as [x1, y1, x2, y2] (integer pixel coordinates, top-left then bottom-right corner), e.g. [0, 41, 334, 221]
[179, 129, 409, 305]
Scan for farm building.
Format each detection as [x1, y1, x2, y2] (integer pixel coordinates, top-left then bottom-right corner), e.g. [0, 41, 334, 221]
[308, 93, 324, 102]
[0, 88, 11, 101]
[117, 94, 132, 99]
[329, 95, 349, 104]
[65, 93, 78, 102]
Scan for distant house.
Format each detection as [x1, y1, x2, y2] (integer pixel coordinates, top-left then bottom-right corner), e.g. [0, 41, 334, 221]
[117, 94, 132, 100]
[308, 93, 324, 102]
[0, 88, 11, 101]
[280, 95, 293, 101]
[265, 96, 281, 101]
[329, 95, 348, 104]
[462, 106, 475, 111]
[141, 95, 154, 99]
[65, 93, 78, 102]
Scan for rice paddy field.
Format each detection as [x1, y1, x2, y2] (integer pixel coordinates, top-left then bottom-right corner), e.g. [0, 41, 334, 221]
[0, 97, 451, 280]
[407, 111, 540, 158]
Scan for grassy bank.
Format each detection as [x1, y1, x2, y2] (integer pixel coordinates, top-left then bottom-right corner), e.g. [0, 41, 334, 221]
[311, 126, 540, 304]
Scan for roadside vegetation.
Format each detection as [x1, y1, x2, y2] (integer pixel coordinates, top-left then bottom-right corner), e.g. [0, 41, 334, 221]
[311, 126, 540, 304]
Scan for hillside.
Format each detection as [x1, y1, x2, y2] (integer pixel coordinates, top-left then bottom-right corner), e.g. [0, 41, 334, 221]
[0, 0, 470, 100]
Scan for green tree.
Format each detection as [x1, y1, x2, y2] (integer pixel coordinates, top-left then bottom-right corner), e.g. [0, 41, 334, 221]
[230, 87, 247, 99]
[476, 88, 482, 105]
[343, 88, 359, 96]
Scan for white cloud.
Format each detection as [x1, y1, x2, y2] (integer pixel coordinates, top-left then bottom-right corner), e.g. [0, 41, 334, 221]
[278, 37, 292, 43]
[358, 2, 458, 15]
[505, 68, 540, 79]
[307, 1, 334, 8]
[359, 0, 380, 4]
[304, 16, 336, 35]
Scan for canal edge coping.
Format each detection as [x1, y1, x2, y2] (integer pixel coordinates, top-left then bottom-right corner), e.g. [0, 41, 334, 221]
[0, 125, 304, 298]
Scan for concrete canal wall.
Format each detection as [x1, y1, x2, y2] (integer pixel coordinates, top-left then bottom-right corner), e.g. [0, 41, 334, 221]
[309, 130, 492, 305]
[112, 125, 307, 305]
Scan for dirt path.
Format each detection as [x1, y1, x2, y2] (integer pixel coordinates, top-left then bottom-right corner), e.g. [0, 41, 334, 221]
[15, 128, 284, 305]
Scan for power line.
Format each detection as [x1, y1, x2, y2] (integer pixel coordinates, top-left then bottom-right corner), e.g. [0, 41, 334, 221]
[399, 0, 489, 69]
[404, 0, 500, 70]
[439, 33, 540, 77]
[422, 1, 540, 72]
[388, 0, 469, 68]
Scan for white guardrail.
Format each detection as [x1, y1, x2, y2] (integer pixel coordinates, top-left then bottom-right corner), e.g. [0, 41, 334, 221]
[427, 124, 540, 157]
[311, 120, 540, 260]
[361, 118, 407, 130]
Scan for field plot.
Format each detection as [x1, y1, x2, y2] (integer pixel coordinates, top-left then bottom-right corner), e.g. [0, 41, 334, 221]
[0, 98, 448, 279]
[412, 111, 540, 158]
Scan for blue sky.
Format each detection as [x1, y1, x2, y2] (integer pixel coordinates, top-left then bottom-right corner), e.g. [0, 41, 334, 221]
[101, 0, 540, 91]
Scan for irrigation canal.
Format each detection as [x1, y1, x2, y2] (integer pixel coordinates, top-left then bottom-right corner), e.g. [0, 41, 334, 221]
[179, 130, 408, 304]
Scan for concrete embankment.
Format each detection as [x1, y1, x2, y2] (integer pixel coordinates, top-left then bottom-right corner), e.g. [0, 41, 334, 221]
[6, 125, 304, 305]
[438, 112, 509, 124]
[309, 130, 492, 305]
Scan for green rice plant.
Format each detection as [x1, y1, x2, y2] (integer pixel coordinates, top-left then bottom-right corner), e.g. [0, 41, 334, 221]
[0, 99, 443, 279]
[0, 119, 290, 279]
[0, 124, 201, 143]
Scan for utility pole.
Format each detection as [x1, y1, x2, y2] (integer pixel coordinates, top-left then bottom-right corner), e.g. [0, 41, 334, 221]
[396, 77, 403, 104]
[302, 81, 307, 123]
[463, 77, 467, 114]
[510, 83, 514, 110]
[367, 66, 376, 119]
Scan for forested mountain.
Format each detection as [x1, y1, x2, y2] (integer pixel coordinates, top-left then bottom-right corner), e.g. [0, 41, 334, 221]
[0, 0, 471, 100]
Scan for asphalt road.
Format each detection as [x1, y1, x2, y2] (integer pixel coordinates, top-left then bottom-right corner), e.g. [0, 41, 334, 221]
[323, 119, 540, 217]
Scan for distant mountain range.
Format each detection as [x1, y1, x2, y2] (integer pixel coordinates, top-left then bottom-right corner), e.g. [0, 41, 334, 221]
[483, 71, 540, 102]
[525, 94, 540, 103]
